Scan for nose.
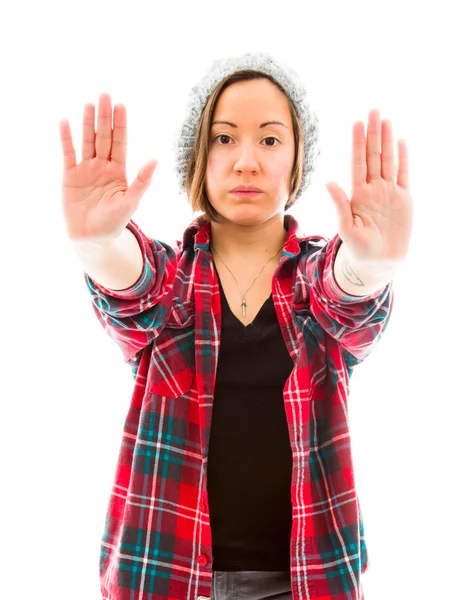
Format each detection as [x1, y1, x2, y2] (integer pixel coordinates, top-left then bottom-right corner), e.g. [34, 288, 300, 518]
[233, 141, 260, 174]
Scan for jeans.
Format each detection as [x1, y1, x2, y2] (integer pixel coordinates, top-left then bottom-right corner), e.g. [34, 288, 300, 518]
[210, 570, 293, 599]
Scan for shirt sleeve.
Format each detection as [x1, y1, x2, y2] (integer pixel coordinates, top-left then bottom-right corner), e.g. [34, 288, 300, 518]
[304, 233, 394, 363]
[83, 219, 181, 367]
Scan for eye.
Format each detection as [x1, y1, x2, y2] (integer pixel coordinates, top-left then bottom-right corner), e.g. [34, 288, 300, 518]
[214, 134, 232, 145]
[262, 137, 280, 147]
[213, 135, 280, 147]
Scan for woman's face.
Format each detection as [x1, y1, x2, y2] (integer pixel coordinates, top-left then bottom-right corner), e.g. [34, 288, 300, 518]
[205, 78, 295, 225]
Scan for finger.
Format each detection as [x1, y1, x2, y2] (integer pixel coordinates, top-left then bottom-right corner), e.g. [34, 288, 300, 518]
[95, 93, 113, 160]
[125, 160, 158, 209]
[381, 119, 395, 181]
[59, 119, 77, 170]
[366, 109, 381, 181]
[82, 103, 96, 160]
[325, 181, 354, 237]
[351, 120, 367, 188]
[396, 139, 410, 189]
[111, 103, 127, 165]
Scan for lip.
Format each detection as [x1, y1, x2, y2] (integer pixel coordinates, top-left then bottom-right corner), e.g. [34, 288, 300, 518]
[230, 186, 263, 192]
[230, 190, 262, 197]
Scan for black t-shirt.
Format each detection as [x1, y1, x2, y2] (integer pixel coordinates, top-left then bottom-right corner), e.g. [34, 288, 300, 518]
[207, 265, 294, 571]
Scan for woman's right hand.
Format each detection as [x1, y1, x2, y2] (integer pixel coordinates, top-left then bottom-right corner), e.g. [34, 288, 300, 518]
[60, 93, 158, 244]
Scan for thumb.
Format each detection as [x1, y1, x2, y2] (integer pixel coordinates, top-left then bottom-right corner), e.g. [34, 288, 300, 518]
[125, 160, 159, 208]
[325, 181, 353, 234]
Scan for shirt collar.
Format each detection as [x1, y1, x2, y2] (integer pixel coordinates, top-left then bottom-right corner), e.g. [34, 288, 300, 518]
[181, 213, 312, 258]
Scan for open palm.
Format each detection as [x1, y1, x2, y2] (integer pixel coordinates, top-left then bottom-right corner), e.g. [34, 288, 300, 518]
[60, 94, 157, 242]
[325, 109, 413, 266]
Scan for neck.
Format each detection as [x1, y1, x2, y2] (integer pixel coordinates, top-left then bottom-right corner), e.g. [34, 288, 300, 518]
[209, 213, 287, 265]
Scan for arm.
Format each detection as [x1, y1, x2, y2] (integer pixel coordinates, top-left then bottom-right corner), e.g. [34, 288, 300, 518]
[302, 234, 394, 363]
[83, 219, 181, 369]
[333, 238, 400, 297]
[72, 226, 144, 291]
[305, 109, 411, 361]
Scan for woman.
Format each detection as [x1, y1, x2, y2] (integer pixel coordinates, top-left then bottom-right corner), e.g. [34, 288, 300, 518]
[59, 52, 413, 600]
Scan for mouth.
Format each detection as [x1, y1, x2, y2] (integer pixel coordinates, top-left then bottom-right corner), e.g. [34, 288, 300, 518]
[230, 186, 263, 193]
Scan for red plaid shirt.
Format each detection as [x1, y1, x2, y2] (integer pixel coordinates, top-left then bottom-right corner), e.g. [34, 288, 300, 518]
[85, 213, 394, 600]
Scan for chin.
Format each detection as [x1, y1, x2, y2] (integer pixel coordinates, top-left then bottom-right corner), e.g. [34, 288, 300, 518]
[222, 208, 279, 226]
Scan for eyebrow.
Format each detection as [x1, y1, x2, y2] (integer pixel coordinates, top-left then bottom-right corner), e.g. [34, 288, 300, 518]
[211, 120, 289, 129]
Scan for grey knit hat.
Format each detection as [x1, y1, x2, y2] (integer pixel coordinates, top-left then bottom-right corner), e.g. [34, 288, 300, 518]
[172, 51, 321, 205]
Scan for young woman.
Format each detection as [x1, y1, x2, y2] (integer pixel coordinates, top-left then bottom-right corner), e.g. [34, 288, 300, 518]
[59, 52, 413, 600]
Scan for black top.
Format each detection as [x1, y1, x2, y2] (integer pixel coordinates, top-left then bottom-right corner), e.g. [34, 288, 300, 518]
[207, 264, 294, 571]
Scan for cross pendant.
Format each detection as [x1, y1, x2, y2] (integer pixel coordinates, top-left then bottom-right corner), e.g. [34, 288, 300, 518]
[241, 297, 247, 317]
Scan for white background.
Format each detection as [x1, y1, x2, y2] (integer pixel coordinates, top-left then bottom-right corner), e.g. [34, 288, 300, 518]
[1, 1, 460, 599]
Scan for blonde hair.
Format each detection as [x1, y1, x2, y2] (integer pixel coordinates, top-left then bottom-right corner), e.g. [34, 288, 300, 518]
[184, 70, 304, 223]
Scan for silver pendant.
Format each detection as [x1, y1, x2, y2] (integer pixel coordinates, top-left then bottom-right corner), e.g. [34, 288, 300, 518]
[241, 296, 247, 317]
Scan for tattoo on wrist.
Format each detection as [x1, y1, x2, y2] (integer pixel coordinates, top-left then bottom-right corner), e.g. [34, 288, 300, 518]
[342, 259, 365, 287]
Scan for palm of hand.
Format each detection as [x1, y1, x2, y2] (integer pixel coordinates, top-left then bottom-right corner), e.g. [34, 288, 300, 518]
[325, 109, 413, 265]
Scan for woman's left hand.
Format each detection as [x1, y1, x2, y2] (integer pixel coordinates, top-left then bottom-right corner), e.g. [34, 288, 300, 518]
[325, 109, 413, 265]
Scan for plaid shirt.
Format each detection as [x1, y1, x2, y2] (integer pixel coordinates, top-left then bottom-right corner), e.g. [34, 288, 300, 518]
[85, 213, 393, 600]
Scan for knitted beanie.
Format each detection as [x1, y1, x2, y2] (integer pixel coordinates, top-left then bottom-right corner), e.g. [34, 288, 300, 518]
[172, 51, 321, 205]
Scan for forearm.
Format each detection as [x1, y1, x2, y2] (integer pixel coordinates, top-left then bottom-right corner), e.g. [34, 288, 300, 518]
[333, 240, 399, 297]
[71, 226, 144, 291]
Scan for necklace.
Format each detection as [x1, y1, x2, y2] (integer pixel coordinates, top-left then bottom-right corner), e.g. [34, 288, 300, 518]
[210, 242, 285, 317]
